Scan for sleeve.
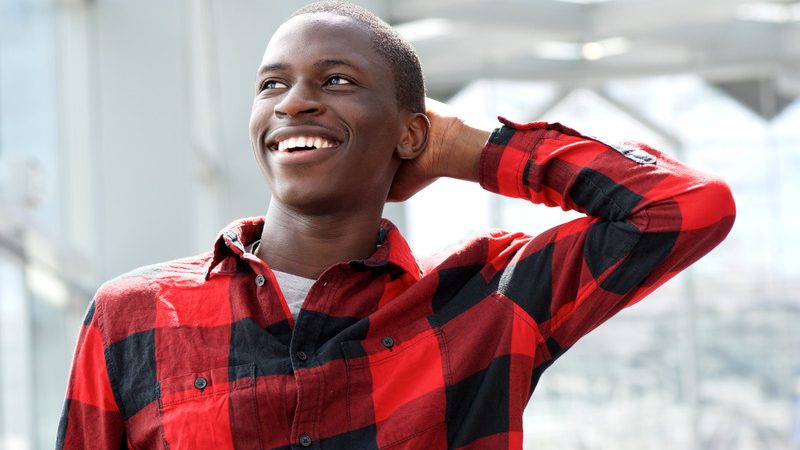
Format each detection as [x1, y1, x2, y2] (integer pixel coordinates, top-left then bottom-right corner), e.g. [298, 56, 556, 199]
[57, 299, 127, 450]
[479, 118, 735, 361]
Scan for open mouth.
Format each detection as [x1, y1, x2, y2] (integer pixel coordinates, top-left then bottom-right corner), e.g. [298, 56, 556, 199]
[272, 136, 340, 152]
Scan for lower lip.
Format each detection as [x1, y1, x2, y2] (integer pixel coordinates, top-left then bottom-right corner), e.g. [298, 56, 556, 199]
[268, 145, 340, 164]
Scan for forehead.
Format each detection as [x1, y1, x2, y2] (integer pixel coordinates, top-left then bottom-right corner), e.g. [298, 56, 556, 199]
[262, 13, 383, 70]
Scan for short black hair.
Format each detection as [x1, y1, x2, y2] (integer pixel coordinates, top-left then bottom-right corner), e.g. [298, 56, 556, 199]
[289, 1, 425, 113]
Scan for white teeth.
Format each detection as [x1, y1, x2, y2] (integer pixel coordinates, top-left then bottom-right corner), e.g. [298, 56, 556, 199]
[275, 135, 337, 152]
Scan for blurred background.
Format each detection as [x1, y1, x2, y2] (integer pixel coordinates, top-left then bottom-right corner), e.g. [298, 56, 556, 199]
[0, 0, 798, 448]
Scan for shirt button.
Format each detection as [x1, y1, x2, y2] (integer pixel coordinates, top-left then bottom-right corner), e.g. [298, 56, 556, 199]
[299, 434, 312, 447]
[255, 274, 266, 286]
[381, 336, 395, 349]
[296, 351, 308, 361]
[194, 376, 208, 390]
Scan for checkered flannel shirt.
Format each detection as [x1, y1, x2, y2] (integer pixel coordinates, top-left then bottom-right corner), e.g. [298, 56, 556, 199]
[57, 118, 735, 449]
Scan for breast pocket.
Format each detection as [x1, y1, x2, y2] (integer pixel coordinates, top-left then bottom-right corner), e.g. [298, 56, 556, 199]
[157, 363, 262, 450]
[341, 328, 449, 449]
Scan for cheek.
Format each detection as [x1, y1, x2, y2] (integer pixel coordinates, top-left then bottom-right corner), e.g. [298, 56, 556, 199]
[249, 102, 271, 142]
[248, 104, 273, 181]
[351, 102, 400, 144]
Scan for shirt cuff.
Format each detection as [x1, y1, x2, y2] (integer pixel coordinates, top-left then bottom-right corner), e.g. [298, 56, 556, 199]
[478, 117, 549, 200]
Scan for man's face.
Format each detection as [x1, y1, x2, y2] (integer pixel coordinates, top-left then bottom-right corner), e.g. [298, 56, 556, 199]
[250, 13, 404, 212]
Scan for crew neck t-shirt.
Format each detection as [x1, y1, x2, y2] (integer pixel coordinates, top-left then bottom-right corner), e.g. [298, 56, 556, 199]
[271, 269, 314, 321]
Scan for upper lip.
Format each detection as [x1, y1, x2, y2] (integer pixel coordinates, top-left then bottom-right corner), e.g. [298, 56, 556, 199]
[265, 124, 345, 151]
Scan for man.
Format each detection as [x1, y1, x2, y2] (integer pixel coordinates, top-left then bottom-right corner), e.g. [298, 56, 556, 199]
[57, 1, 735, 449]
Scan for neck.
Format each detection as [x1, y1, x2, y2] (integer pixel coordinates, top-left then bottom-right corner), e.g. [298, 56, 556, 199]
[256, 199, 384, 279]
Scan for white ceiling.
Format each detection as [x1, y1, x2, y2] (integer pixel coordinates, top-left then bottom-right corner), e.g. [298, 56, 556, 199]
[372, 0, 800, 108]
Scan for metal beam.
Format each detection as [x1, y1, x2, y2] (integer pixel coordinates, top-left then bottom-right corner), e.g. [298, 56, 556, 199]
[592, 88, 682, 150]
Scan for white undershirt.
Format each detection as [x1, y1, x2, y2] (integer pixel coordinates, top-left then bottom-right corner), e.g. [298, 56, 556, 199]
[271, 269, 315, 321]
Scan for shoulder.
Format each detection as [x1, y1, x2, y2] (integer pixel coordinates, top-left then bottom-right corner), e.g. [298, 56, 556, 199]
[420, 228, 531, 273]
[90, 252, 213, 342]
[96, 252, 213, 301]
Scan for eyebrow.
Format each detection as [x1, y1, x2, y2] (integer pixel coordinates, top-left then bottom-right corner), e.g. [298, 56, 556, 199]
[312, 59, 359, 71]
[257, 59, 361, 76]
[258, 63, 289, 76]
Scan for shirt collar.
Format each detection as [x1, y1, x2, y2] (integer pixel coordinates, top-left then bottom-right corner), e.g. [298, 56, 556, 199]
[205, 216, 264, 279]
[205, 216, 421, 280]
[363, 218, 421, 280]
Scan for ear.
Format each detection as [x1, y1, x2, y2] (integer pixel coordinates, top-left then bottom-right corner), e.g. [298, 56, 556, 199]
[396, 112, 430, 160]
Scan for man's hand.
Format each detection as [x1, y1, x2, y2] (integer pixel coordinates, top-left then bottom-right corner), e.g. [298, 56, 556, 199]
[387, 98, 491, 202]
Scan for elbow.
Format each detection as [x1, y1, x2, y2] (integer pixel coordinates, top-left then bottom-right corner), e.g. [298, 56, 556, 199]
[683, 176, 736, 245]
[706, 177, 736, 229]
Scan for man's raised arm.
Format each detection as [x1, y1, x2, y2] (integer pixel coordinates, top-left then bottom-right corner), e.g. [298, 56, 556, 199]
[397, 98, 735, 358]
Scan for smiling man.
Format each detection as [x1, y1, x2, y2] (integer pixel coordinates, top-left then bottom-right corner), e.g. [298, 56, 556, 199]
[249, 8, 434, 280]
[58, 2, 736, 449]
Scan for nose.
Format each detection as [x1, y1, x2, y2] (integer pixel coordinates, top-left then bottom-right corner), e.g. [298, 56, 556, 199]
[274, 82, 324, 118]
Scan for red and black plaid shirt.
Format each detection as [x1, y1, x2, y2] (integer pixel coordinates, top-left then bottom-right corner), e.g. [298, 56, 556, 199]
[58, 119, 735, 450]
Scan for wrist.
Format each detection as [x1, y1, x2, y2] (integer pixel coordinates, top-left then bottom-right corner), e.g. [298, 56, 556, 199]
[440, 123, 491, 182]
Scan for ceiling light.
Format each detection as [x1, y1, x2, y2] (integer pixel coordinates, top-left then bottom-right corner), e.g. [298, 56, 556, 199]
[533, 37, 631, 61]
[394, 18, 453, 42]
[582, 42, 605, 60]
[583, 37, 631, 60]
[737, 2, 800, 23]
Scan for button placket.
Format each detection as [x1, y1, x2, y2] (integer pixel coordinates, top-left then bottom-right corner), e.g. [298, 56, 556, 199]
[289, 270, 338, 450]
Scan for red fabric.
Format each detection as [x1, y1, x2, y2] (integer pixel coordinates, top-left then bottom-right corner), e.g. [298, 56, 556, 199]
[58, 120, 735, 449]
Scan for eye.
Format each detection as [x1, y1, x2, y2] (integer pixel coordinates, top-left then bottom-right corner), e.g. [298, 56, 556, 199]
[325, 75, 353, 86]
[261, 79, 289, 91]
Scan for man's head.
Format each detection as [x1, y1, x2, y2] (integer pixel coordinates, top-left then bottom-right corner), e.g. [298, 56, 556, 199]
[249, 1, 429, 214]
[289, 1, 425, 114]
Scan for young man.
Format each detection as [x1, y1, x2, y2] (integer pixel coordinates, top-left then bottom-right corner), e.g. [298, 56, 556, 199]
[57, 2, 735, 449]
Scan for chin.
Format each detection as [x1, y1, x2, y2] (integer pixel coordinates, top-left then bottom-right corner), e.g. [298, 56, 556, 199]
[270, 183, 387, 217]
